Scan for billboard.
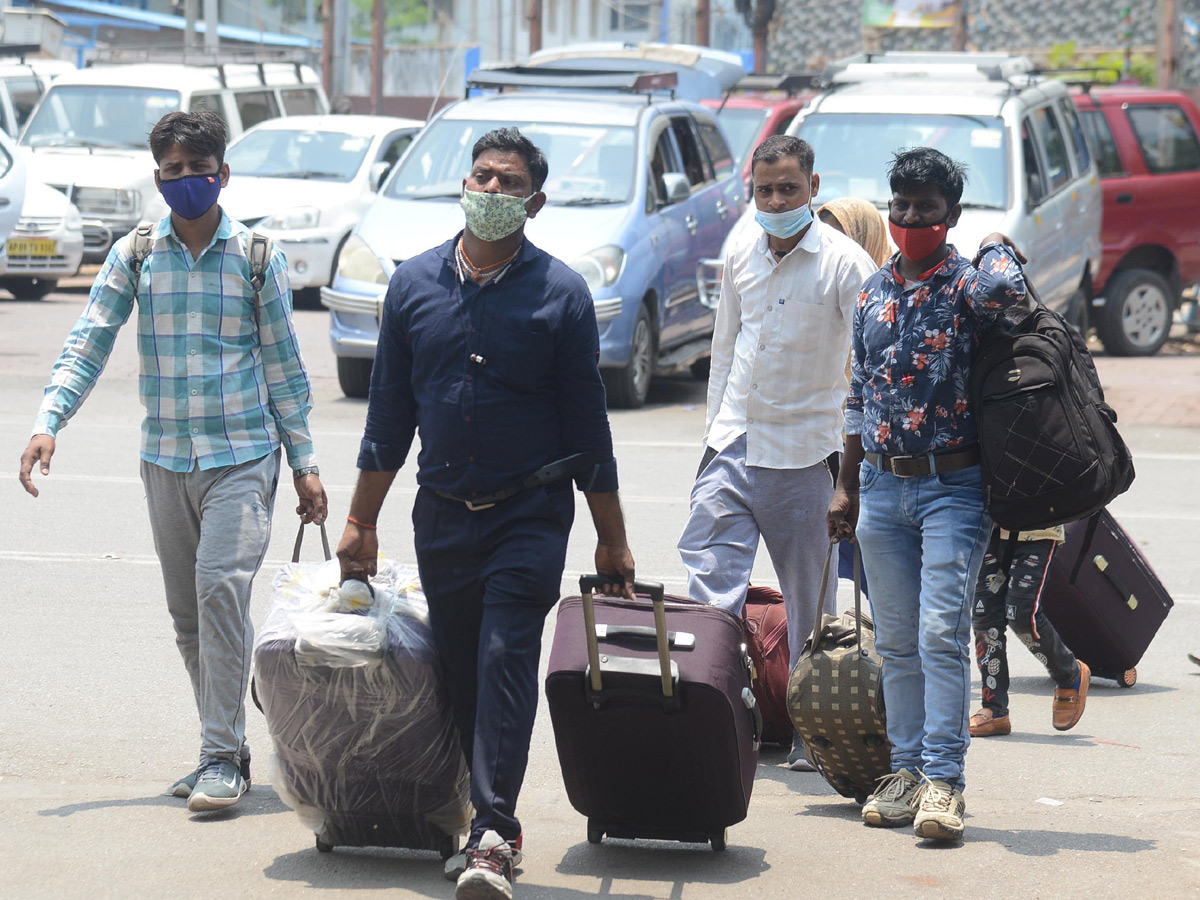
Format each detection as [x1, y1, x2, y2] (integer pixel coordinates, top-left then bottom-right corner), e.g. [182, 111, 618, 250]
[862, 0, 960, 28]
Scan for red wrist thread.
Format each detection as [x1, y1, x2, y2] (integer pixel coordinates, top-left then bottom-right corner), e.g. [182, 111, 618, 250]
[346, 516, 377, 530]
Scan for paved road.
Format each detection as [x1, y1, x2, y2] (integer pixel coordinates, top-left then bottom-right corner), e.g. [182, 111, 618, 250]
[1, 287, 1198, 899]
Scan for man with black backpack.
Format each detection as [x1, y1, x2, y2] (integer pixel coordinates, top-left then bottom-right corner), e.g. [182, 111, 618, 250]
[826, 148, 1027, 843]
[17, 110, 327, 813]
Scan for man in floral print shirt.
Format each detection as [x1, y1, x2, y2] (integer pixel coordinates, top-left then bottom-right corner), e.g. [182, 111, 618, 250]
[826, 147, 1027, 843]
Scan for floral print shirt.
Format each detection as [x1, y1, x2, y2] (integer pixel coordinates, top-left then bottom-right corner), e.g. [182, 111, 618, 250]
[844, 243, 1026, 455]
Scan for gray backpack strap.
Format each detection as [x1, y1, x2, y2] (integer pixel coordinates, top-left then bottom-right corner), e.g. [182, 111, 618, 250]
[246, 231, 273, 330]
[129, 223, 155, 301]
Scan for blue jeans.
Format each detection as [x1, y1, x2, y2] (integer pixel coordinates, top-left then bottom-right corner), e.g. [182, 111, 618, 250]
[855, 460, 992, 792]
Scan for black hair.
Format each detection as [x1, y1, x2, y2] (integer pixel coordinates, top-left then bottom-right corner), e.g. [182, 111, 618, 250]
[148, 110, 228, 167]
[471, 127, 549, 192]
[750, 134, 814, 177]
[887, 147, 967, 207]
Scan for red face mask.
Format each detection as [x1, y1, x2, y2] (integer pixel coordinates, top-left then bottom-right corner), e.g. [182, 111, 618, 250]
[888, 217, 947, 262]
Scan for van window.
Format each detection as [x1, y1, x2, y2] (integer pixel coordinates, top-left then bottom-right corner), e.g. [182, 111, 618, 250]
[695, 118, 735, 180]
[380, 130, 413, 166]
[1022, 119, 1046, 205]
[282, 88, 321, 116]
[670, 116, 710, 186]
[1030, 106, 1071, 193]
[21, 85, 181, 148]
[1057, 97, 1091, 174]
[649, 126, 683, 208]
[1078, 109, 1125, 176]
[7, 75, 45, 129]
[1126, 104, 1200, 174]
[190, 92, 227, 122]
[235, 90, 280, 130]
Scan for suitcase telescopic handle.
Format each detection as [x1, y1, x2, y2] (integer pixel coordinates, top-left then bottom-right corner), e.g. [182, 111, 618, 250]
[578, 575, 672, 700]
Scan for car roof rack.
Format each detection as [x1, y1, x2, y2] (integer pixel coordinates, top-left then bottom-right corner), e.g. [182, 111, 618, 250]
[823, 52, 1036, 86]
[1029, 66, 1122, 93]
[88, 47, 313, 88]
[466, 66, 678, 102]
[0, 43, 43, 64]
[732, 72, 821, 96]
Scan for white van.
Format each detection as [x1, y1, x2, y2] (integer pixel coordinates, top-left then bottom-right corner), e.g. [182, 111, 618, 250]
[0, 57, 75, 140]
[18, 61, 328, 261]
[784, 52, 1102, 323]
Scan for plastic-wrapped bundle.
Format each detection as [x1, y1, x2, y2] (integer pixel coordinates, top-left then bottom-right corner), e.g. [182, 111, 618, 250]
[253, 557, 471, 857]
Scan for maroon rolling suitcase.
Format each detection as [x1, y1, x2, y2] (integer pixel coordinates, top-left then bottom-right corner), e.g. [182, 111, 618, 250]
[1041, 509, 1173, 687]
[545, 576, 761, 851]
[742, 586, 793, 746]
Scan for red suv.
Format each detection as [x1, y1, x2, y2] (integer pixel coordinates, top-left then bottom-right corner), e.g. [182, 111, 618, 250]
[1073, 85, 1200, 355]
[702, 74, 817, 194]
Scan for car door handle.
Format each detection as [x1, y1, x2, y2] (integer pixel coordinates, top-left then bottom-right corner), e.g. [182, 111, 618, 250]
[715, 200, 729, 220]
[685, 215, 698, 235]
[0, 198, 9, 208]
[1116, 193, 1134, 205]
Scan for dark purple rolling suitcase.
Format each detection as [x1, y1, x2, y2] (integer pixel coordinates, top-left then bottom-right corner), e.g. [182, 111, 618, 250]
[545, 576, 761, 851]
[1041, 509, 1173, 686]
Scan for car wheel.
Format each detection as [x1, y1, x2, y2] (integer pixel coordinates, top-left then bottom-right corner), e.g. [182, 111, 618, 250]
[602, 304, 654, 409]
[3, 278, 56, 300]
[337, 356, 373, 399]
[1066, 287, 1089, 338]
[1097, 268, 1173, 356]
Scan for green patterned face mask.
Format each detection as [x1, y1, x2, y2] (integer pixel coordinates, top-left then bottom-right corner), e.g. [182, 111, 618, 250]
[460, 187, 534, 242]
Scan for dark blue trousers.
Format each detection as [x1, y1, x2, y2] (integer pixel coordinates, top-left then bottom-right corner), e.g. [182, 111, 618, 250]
[412, 482, 574, 845]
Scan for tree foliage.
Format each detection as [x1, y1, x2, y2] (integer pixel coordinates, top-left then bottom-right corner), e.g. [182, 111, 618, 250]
[1047, 40, 1156, 87]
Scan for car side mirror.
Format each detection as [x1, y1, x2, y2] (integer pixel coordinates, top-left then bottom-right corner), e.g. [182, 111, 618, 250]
[369, 162, 390, 192]
[661, 172, 691, 205]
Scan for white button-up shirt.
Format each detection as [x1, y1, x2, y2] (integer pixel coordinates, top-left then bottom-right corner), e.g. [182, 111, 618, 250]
[705, 217, 878, 469]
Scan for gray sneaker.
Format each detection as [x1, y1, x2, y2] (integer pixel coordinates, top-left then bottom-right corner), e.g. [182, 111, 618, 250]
[861, 768, 922, 827]
[187, 759, 247, 812]
[170, 752, 251, 799]
[912, 778, 967, 841]
[786, 736, 817, 772]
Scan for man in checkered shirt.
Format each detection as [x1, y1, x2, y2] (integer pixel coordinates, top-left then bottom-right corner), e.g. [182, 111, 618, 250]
[18, 110, 327, 813]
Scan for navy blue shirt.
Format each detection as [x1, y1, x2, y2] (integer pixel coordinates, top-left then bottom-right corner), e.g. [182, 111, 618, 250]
[358, 234, 619, 498]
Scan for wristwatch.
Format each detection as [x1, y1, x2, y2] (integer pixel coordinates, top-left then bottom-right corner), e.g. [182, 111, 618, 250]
[293, 466, 320, 479]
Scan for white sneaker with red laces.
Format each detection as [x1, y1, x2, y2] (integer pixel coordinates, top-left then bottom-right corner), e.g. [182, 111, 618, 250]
[455, 830, 516, 900]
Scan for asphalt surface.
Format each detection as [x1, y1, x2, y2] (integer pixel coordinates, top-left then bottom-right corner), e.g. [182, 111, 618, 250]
[1, 285, 1198, 899]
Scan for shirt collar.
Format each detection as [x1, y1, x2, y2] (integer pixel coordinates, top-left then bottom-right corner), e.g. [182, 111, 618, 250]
[157, 208, 235, 253]
[442, 230, 539, 284]
[755, 214, 822, 262]
[887, 244, 963, 286]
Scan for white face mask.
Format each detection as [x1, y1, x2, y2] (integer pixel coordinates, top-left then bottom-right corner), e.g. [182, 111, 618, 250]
[460, 187, 534, 242]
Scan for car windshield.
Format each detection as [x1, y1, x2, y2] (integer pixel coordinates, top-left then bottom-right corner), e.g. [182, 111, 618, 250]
[386, 118, 636, 205]
[226, 129, 371, 181]
[796, 112, 1009, 209]
[717, 107, 768, 170]
[22, 85, 181, 149]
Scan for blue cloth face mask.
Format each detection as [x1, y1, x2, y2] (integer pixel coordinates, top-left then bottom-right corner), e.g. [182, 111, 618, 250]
[755, 202, 813, 239]
[158, 172, 222, 220]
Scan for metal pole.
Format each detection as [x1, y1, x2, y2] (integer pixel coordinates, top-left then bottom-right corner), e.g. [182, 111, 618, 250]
[184, 0, 198, 51]
[203, 0, 219, 52]
[371, 0, 384, 114]
[528, 0, 542, 54]
[1159, 0, 1178, 88]
[333, 0, 350, 100]
[696, 0, 710, 47]
[952, 0, 968, 52]
[321, 0, 334, 98]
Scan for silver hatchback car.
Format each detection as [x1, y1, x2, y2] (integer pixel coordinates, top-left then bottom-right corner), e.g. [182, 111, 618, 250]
[786, 52, 1102, 323]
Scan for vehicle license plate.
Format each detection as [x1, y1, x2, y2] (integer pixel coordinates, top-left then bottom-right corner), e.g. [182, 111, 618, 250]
[7, 238, 57, 257]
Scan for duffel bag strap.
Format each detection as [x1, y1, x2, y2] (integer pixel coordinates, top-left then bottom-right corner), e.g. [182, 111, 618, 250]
[292, 521, 332, 563]
[804, 540, 838, 660]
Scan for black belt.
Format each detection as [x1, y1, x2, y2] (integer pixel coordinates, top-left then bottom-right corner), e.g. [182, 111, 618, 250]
[432, 451, 602, 511]
[864, 444, 980, 478]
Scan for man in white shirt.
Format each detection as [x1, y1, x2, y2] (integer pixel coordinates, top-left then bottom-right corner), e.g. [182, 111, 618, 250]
[678, 135, 877, 769]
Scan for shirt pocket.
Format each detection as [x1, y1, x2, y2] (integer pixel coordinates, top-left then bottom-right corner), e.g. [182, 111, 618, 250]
[488, 321, 554, 393]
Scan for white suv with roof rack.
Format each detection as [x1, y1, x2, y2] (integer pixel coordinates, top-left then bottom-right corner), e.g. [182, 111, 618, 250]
[18, 57, 327, 262]
[780, 52, 1101, 323]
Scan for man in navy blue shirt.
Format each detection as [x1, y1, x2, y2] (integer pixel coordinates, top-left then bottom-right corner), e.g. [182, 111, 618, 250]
[337, 128, 634, 900]
[827, 148, 1027, 844]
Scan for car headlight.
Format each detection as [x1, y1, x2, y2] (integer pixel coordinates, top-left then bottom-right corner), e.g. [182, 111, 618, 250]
[64, 204, 83, 231]
[570, 245, 626, 293]
[336, 233, 389, 285]
[262, 206, 321, 230]
[72, 187, 141, 216]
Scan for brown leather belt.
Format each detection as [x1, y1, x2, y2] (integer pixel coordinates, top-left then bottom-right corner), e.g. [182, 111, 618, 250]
[864, 444, 980, 478]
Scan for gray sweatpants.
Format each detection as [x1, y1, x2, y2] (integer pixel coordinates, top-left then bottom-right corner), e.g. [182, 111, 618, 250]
[141, 450, 280, 766]
[678, 434, 836, 667]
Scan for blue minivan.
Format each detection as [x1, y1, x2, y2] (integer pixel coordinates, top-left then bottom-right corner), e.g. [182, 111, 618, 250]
[320, 68, 746, 407]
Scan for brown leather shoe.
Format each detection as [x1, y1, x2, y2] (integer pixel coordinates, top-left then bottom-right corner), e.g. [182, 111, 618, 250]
[969, 708, 1011, 737]
[1052, 661, 1091, 731]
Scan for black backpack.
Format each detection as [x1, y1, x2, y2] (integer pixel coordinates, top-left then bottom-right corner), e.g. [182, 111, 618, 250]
[970, 281, 1135, 536]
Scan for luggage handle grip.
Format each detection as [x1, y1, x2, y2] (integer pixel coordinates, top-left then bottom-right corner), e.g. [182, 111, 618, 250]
[292, 521, 332, 563]
[597, 623, 695, 649]
[1094, 554, 1138, 610]
[579, 575, 672, 701]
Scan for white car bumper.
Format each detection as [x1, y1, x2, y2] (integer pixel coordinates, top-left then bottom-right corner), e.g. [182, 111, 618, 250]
[0, 218, 84, 279]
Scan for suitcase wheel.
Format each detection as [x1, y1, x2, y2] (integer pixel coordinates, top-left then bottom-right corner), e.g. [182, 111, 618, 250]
[710, 829, 727, 852]
[315, 837, 334, 854]
[438, 835, 459, 860]
[1119, 667, 1137, 688]
[586, 820, 603, 845]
